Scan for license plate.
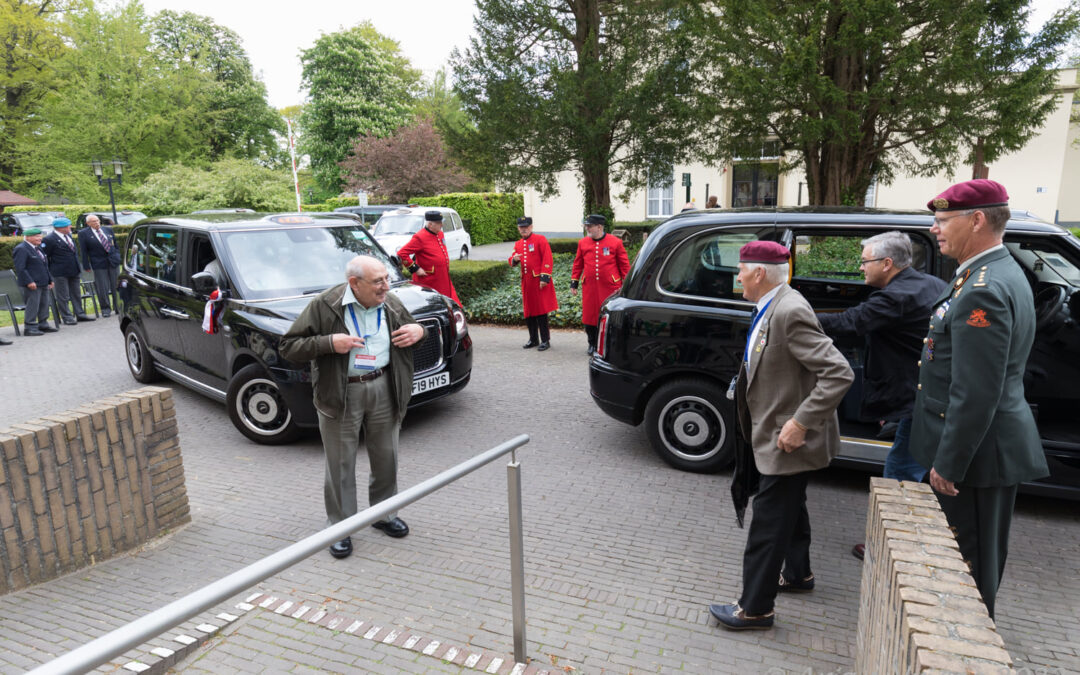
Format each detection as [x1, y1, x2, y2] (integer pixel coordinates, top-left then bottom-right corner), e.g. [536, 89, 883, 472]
[412, 372, 450, 395]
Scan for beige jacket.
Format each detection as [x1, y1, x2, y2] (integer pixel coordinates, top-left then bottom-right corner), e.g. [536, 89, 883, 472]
[737, 284, 853, 476]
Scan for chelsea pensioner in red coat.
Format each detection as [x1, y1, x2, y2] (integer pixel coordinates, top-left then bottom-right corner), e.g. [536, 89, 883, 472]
[396, 210, 461, 306]
[509, 216, 558, 350]
[571, 213, 630, 353]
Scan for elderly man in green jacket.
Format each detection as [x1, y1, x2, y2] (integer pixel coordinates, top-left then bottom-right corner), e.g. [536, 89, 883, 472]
[911, 180, 1048, 619]
[280, 255, 425, 560]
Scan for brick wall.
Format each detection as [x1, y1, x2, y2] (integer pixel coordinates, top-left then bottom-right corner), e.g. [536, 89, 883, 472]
[0, 387, 190, 594]
[857, 477, 1013, 673]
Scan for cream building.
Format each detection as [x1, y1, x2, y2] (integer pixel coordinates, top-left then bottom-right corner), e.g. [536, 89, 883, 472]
[524, 68, 1080, 234]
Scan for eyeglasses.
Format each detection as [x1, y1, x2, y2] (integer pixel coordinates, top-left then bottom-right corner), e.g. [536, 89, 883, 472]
[859, 257, 887, 265]
[362, 276, 391, 287]
[932, 210, 974, 227]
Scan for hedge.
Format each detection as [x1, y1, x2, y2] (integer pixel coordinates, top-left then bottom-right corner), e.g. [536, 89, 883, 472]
[4, 203, 166, 220]
[447, 259, 512, 305]
[410, 193, 523, 246]
[1, 229, 130, 271]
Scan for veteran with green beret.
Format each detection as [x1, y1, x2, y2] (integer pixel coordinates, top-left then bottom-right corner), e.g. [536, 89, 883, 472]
[910, 179, 1048, 619]
[12, 226, 57, 336]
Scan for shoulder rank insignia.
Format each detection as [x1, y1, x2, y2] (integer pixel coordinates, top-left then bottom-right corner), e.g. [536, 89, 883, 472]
[966, 308, 991, 328]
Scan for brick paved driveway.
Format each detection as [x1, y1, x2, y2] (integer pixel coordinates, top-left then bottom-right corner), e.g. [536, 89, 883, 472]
[1, 318, 1077, 673]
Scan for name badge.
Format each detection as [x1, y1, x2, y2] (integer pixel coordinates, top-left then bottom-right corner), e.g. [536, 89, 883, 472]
[528, 243, 535, 251]
[603, 247, 610, 256]
[353, 353, 376, 371]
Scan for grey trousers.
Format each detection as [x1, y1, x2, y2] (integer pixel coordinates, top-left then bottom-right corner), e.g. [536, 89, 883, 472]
[19, 285, 52, 328]
[92, 266, 119, 312]
[317, 374, 400, 527]
[53, 275, 87, 320]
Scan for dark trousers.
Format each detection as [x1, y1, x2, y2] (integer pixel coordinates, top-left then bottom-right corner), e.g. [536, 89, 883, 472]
[739, 472, 813, 616]
[935, 484, 1018, 619]
[92, 266, 119, 313]
[19, 285, 52, 328]
[584, 324, 598, 348]
[53, 275, 86, 320]
[525, 314, 550, 343]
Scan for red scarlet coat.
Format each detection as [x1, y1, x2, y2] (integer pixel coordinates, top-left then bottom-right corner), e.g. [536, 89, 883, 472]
[572, 233, 630, 325]
[509, 234, 558, 317]
[397, 227, 461, 305]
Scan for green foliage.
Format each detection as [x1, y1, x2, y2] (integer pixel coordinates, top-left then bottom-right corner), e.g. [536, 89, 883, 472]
[462, 253, 582, 327]
[298, 23, 415, 194]
[7, 204, 156, 219]
[548, 238, 580, 254]
[133, 159, 297, 213]
[325, 196, 360, 210]
[451, 0, 711, 214]
[690, 0, 1080, 205]
[410, 193, 524, 245]
[1070, 227, 1080, 239]
[446, 259, 512, 305]
[795, 236, 863, 280]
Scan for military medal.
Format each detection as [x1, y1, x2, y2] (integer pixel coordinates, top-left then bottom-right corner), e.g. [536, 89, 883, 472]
[926, 337, 935, 361]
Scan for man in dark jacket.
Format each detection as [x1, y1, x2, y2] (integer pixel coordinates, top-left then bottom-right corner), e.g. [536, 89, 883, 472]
[79, 214, 122, 317]
[279, 255, 425, 560]
[13, 228, 56, 336]
[43, 217, 94, 324]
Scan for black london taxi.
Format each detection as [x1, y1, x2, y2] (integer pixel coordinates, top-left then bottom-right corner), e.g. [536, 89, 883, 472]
[117, 212, 472, 444]
[589, 207, 1080, 498]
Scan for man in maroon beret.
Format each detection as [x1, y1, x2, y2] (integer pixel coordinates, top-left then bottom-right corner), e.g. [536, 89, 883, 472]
[709, 239, 853, 631]
[909, 179, 1047, 619]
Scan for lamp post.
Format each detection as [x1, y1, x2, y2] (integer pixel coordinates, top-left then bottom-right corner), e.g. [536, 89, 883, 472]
[91, 158, 125, 225]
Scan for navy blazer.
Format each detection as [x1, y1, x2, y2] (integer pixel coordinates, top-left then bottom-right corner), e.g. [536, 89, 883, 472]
[13, 241, 53, 287]
[42, 231, 82, 278]
[79, 226, 122, 270]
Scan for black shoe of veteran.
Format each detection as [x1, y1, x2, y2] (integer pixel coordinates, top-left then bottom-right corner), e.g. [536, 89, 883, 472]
[39, 325, 59, 332]
[537, 342, 550, 351]
[522, 340, 538, 349]
[372, 517, 409, 538]
[329, 536, 352, 559]
[708, 603, 774, 630]
[76, 315, 96, 322]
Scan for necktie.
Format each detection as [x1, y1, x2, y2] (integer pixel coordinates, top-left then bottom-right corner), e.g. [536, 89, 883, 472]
[97, 229, 110, 251]
[65, 234, 74, 250]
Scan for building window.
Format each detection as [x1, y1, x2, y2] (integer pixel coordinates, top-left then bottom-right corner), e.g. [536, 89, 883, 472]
[648, 170, 674, 218]
[731, 163, 778, 207]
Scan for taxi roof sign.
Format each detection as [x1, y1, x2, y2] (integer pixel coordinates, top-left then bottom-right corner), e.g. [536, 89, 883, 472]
[270, 215, 315, 224]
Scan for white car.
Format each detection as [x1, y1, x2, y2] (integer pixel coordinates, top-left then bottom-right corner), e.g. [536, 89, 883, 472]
[372, 206, 472, 260]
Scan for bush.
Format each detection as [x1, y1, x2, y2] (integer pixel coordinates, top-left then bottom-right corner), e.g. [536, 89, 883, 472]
[458, 252, 586, 327]
[1070, 227, 1080, 239]
[410, 193, 523, 246]
[6, 203, 163, 219]
[447, 259, 512, 305]
[133, 159, 297, 214]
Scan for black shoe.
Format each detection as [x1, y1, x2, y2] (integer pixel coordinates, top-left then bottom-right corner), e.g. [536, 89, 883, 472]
[62, 319, 77, 325]
[329, 536, 353, 559]
[777, 573, 815, 593]
[708, 603, 774, 630]
[587, 345, 596, 355]
[372, 517, 409, 538]
[537, 342, 550, 351]
[76, 315, 96, 322]
[24, 328, 44, 336]
[522, 340, 538, 349]
[39, 325, 59, 333]
[102, 309, 111, 317]
[876, 421, 898, 440]
[0, 336, 11, 345]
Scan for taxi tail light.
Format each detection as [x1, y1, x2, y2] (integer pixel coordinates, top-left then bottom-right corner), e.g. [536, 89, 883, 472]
[597, 314, 608, 359]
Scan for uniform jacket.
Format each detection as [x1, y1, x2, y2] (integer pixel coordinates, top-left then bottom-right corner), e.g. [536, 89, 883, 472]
[909, 248, 1048, 487]
[737, 284, 854, 476]
[397, 227, 461, 305]
[278, 284, 419, 422]
[817, 266, 947, 420]
[13, 241, 53, 287]
[42, 230, 83, 278]
[571, 233, 629, 325]
[79, 225, 122, 270]
[509, 233, 558, 317]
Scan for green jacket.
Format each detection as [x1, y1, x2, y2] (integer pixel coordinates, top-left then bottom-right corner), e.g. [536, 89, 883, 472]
[909, 247, 1048, 487]
[279, 283, 418, 421]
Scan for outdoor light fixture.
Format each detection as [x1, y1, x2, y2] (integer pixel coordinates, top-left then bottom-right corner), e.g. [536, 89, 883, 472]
[90, 157, 127, 225]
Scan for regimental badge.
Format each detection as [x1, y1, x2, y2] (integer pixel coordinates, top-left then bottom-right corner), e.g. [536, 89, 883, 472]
[528, 243, 535, 251]
[933, 197, 949, 209]
[966, 309, 991, 328]
[926, 337, 935, 361]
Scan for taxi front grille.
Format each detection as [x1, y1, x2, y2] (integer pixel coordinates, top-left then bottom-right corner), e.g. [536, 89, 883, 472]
[413, 318, 445, 375]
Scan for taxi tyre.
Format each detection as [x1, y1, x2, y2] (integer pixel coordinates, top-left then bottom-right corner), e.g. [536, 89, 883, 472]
[459, 245, 469, 260]
[643, 378, 735, 473]
[227, 363, 301, 444]
[124, 324, 161, 384]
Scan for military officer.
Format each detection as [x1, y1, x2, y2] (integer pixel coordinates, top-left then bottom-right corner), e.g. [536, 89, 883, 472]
[397, 210, 461, 305]
[910, 179, 1048, 620]
[570, 214, 629, 354]
[510, 216, 558, 351]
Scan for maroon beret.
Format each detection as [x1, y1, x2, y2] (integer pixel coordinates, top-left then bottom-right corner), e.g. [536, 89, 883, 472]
[927, 179, 1009, 212]
[739, 240, 790, 264]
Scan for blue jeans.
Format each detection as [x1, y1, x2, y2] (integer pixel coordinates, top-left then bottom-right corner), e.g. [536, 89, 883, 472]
[883, 417, 927, 482]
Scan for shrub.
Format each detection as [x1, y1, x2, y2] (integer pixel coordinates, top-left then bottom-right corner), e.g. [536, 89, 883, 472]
[460, 253, 584, 327]
[447, 259, 512, 305]
[133, 159, 297, 213]
[410, 193, 523, 246]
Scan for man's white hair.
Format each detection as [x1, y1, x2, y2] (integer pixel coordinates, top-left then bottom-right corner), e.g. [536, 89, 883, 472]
[345, 255, 386, 281]
[743, 261, 789, 285]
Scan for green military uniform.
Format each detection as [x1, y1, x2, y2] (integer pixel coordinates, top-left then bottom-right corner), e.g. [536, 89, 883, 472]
[910, 246, 1048, 618]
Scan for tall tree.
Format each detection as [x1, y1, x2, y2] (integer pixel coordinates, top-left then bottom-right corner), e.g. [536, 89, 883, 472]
[340, 118, 470, 203]
[413, 67, 491, 191]
[0, 0, 77, 190]
[298, 23, 417, 194]
[451, 0, 706, 216]
[150, 10, 285, 163]
[693, 0, 1080, 205]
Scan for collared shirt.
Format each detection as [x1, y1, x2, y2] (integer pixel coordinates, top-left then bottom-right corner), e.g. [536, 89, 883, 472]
[341, 291, 391, 371]
[955, 244, 1005, 277]
[747, 283, 783, 363]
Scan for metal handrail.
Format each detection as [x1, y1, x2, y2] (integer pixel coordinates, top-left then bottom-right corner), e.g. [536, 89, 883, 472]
[30, 434, 532, 675]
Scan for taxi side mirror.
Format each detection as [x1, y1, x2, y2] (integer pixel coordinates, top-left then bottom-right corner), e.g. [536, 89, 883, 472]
[191, 271, 217, 295]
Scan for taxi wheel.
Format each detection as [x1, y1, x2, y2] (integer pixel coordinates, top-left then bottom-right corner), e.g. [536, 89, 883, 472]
[124, 325, 161, 383]
[227, 364, 301, 445]
[644, 378, 734, 473]
[459, 245, 469, 260]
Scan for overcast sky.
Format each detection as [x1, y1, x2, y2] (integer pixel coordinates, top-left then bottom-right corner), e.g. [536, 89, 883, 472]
[133, 0, 1074, 110]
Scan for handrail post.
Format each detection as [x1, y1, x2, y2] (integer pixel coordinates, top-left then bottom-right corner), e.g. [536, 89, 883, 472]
[507, 456, 527, 664]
